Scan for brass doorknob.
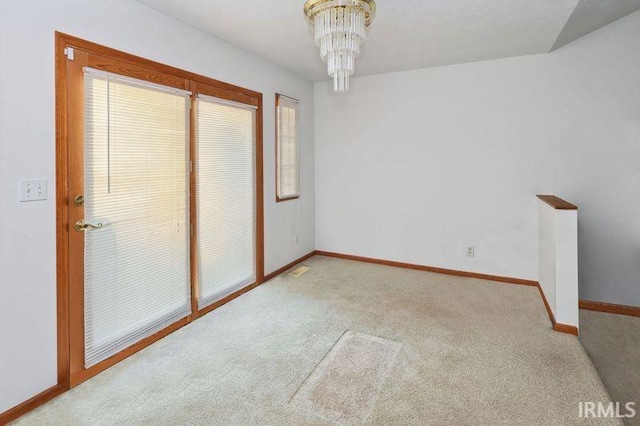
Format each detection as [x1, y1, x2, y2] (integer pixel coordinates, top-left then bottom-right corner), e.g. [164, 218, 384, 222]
[75, 220, 103, 232]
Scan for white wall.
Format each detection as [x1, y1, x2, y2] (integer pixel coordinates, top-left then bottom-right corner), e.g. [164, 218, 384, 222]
[538, 203, 557, 315]
[315, 11, 640, 307]
[0, 0, 314, 413]
[538, 201, 579, 328]
[555, 210, 579, 327]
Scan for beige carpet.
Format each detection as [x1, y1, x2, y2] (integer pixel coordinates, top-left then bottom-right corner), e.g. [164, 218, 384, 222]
[580, 309, 640, 426]
[14, 255, 618, 425]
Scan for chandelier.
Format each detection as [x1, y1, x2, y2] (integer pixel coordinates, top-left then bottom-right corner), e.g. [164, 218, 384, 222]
[304, 0, 376, 92]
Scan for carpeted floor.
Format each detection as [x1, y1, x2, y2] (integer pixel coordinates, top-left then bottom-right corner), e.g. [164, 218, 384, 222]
[580, 309, 640, 426]
[14, 255, 619, 425]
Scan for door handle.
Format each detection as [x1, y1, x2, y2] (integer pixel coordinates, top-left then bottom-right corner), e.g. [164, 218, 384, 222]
[75, 220, 104, 232]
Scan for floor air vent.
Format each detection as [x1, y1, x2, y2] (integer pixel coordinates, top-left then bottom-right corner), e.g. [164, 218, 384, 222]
[289, 266, 311, 277]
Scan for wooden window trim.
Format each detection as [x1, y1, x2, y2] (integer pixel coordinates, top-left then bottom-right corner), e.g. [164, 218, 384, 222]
[55, 32, 265, 393]
[275, 93, 300, 203]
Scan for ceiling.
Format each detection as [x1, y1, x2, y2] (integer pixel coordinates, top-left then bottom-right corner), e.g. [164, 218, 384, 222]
[135, 0, 640, 82]
[552, 0, 640, 50]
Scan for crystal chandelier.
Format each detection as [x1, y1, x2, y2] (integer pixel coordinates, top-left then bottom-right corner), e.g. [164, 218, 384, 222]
[304, 0, 376, 92]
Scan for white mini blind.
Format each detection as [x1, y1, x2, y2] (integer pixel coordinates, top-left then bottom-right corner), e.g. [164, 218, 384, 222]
[83, 68, 191, 368]
[276, 95, 300, 200]
[196, 94, 257, 309]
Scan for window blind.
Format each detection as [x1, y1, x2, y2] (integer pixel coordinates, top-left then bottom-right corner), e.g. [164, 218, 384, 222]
[196, 94, 257, 309]
[276, 95, 300, 200]
[83, 68, 191, 368]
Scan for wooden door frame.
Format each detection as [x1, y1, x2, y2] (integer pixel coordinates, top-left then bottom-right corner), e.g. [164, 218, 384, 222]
[55, 32, 265, 388]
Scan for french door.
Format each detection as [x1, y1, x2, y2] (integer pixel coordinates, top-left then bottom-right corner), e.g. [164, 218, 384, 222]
[62, 37, 263, 386]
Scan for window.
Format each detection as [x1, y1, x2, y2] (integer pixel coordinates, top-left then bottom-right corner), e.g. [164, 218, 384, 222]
[276, 94, 300, 201]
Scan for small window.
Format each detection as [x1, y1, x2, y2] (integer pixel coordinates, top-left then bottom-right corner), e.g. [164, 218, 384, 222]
[276, 94, 300, 201]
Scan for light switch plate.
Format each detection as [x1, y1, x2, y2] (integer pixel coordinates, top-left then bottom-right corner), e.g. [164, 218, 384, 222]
[19, 179, 48, 202]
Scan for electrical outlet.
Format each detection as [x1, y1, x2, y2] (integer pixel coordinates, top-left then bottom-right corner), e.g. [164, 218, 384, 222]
[467, 246, 475, 257]
[19, 179, 48, 202]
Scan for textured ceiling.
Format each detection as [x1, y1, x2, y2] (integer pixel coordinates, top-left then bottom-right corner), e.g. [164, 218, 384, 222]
[135, 0, 640, 81]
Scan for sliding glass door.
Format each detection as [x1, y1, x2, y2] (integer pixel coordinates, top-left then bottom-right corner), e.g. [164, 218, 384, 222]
[195, 95, 257, 309]
[61, 35, 263, 386]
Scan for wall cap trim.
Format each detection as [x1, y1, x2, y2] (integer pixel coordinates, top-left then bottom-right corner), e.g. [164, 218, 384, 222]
[537, 195, 578, 210]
